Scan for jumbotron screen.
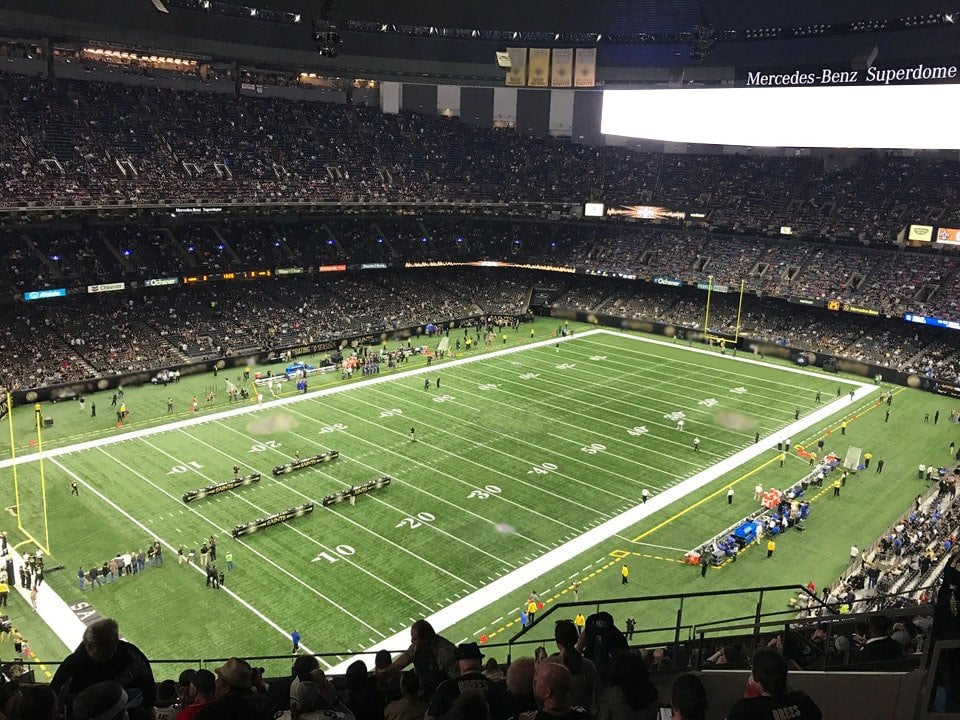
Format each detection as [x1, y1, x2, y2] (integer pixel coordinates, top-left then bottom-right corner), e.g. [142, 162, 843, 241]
[600, 84, 960, 149]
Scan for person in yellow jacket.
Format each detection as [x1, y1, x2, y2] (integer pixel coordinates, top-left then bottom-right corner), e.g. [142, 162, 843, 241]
[574, 613, 586, 634]
[833, 479, 842, 497]
[767, 539, 776, 558]
[621, 565, 629, 584]
[526, 599, 538, 624]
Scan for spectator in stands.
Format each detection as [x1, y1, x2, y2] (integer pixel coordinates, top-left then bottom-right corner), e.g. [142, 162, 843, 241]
[551, 620, 600, 716]
[670, 674, 707, 720]
[260, 655, 320, 720]
[11, 684, 60, 720]
[854, 615, 904, 666]
[72, 680, 143, 720]
[176, 669, 196, 709]
[155, 679, 181, 720]
[342, 660, 385, 720]
[726, 650, 822, 720]
[378, 619, 458, 697]
[596, 652, 658, 720]
[274, 668, 355, 720]
[518, 662, 588, 720]
[577, 612, 629, 686]
[51, 617, 155, 719]
[504, 658, 537, 719]
[176, 668, 216, 720]
[427, 642, 506, 720]
[384, 671, 428, 720]
[196, 657, 258, 720]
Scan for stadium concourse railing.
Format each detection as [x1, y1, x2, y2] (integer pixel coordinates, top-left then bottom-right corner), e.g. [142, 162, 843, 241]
[503, 584, 824, 665]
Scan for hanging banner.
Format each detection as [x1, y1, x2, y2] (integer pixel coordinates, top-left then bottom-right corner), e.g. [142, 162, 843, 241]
[575, 47, 597, 87]
[551, 48, 573, 87]
[506, 47, 528, 87]
[528, 48, 550, 87]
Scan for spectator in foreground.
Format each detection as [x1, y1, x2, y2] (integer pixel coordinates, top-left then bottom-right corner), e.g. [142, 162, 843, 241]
[726, 650, 822, 720]
[72, 680, 142, 720]
[670, 674, 707, 720]
[259, 655, 320, 720]
[51, 618, 155, 719]
[377, 620, 458, 697]
[504, 657, 537, 719]
[577, 612, 628, 686]
[596, 652, 658, 720]
[427, 643, 506, 720]
[518, 662, 588, 720]
[196, 657, 258, 720]
[274, 668, 355, 720]
[552, 620, 600, 717]
[175, 669, 216, 720]
[155, 679, 180, 720]
[11, 684, 60, 720]
[855, 615, 904, 666]
[384, 671, 428, 720]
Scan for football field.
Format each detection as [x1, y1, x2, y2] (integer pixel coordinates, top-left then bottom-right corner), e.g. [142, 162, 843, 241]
[2, 328, 904, 670]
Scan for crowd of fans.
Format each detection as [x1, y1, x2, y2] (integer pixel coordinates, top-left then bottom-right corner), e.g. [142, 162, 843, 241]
[0, 613, 837, 720]
[4, 71, 960, 245]
[5, 253, 960, 392]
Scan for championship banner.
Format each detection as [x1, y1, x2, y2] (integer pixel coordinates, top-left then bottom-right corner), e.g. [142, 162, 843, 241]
[505, 47, 528, 87]
[574, 48, 597, 87]
[551, 48, 573, 87]
[528, 48, 550, 87]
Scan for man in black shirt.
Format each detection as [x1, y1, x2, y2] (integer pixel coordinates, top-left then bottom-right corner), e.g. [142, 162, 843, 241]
[427, 643, 506, 720]
[51, 618, 156, 719]
[726, 650, 821, 720]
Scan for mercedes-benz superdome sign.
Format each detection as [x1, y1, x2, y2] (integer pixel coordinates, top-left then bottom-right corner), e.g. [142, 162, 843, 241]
[601, 76, 960, 150]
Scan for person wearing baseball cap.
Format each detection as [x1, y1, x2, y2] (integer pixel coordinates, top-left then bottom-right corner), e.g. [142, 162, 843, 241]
[426, 643, 506, 720]
[72, 680, 142, 720]
[194, 658, 257, 720]
[274, 669, 354, 720]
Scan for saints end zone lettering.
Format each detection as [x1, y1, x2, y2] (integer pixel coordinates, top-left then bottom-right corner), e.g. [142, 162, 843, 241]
[744, 63, 960, 87]
[69, 601, 104, 627]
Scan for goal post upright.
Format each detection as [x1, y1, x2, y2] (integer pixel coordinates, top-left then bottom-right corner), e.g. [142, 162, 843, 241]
[32, 403, 51, 555]
[734, 279, 746, 343]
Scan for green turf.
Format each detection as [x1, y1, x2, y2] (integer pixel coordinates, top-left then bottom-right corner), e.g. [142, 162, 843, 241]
[1, 325, 956, 676]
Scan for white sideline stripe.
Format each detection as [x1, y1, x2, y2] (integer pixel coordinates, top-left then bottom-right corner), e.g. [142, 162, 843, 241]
[0, 331, 590, 470]
[48, 458, 321, 663]
[9, 546, 82, 653]
[326, 380, 879, 674]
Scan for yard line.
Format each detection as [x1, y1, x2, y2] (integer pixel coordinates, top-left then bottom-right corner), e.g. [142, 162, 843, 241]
[0, 330, 590, 471]
[447, 365, 723, 465]
[140, 438, 436, 614]
[325, 382, 878, 675]
[455, 361, 743, 452]
[96, 446, 385, 639]
[212, 420, 535, 562]
[560, 341, 815, 410]
[285, 404, 587, 537]
[190, 427, 479, 588]
[48, 456, 324, 664]
[368, 382, 669, 490]
[350, 386, 641, 503]
[520, 351, 791, 429]
[576, 334, 863, 393]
